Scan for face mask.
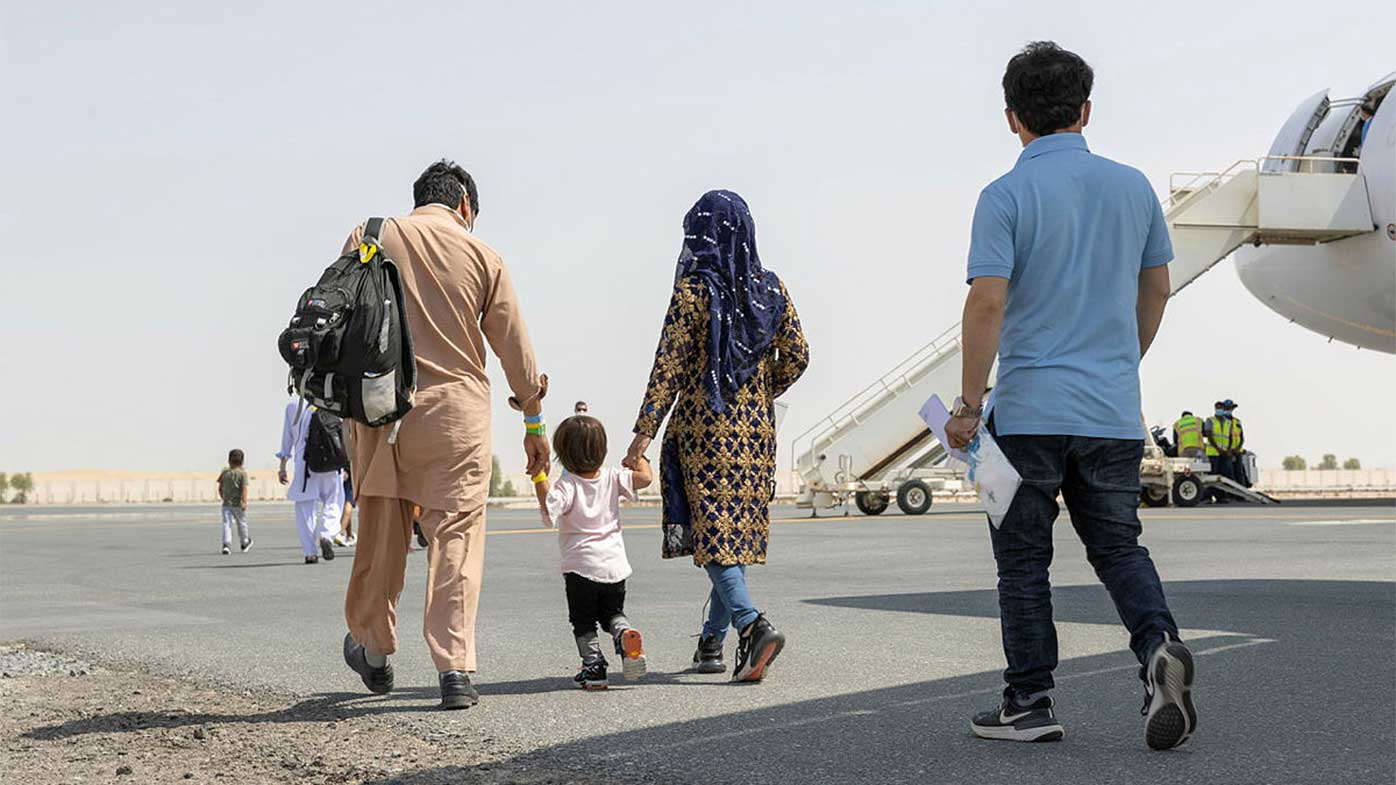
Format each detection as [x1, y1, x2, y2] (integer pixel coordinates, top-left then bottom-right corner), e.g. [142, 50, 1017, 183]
[1215, 409, 1226, 417]
[675, 244, 696, 284]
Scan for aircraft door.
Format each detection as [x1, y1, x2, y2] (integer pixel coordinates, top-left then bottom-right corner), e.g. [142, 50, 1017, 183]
[1262, 89, 1329, 173]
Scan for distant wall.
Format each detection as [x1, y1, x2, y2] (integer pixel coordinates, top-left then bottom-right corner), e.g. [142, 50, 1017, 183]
[27, 471, 284, 505]
[1256, 468, 1396, 494]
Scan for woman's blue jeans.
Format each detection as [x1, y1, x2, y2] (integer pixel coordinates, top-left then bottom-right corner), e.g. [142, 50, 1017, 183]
[702, 563, 758, 639]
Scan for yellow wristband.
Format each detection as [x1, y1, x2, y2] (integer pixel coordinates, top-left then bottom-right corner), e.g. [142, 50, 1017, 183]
[531, 471, 548, 484]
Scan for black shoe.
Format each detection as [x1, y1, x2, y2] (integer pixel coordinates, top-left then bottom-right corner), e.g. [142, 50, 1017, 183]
[341, 633, 393, 695]
[319, 538, 336, 561]
[1142, 640, 1197, 750]
[732, 615, 785, 682]
[240, 538, 253, 552]
[573, 662, 608, 691]
[439, 670, 479, 710]
[305, 556, 319, 564]
[221, 545, 231, 555]
[413, 521, 428, 548]
[692, 634, 726, 674]
[971, 693, 1064, 742]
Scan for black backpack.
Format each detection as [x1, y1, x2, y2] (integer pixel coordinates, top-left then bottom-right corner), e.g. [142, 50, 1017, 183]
[303, 409, 350, 474]
[278, 218, 416, 432]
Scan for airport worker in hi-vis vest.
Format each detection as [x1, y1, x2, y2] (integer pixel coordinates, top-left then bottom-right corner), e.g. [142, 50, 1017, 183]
[1222, 400, 1246, 485]
[1204, 402, 1235, 500]
[1172, 411, 1204, 457]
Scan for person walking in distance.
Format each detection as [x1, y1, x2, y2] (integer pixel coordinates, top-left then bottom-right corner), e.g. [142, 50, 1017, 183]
[338, 160, 550, 710]
[277, 399, 345, 564]
[946, 42, 1197, 750]
[215, 449, 252, 555]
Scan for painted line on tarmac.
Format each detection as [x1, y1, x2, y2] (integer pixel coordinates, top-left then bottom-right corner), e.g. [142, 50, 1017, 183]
[597, 635, 1275, 760]
[1286, 518, 1395, 526]
[489, 513, 986, 536]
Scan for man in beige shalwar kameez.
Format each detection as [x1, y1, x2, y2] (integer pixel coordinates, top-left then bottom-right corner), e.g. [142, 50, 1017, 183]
[339, 160, 549, 710]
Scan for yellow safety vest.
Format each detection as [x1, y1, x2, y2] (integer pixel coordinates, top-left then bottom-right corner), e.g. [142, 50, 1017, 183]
[1174, 415, 1203, 453]
[1205, 416, 1233, 456]
[1231, 417, 1244, 452]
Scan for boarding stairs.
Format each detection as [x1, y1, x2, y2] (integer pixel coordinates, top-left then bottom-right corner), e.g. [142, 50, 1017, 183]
[793, 157, 1375, 512]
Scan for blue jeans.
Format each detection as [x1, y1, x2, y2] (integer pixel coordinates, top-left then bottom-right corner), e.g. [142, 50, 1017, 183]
[990, 431, 1180, 697]
[701, 563, 758, 639]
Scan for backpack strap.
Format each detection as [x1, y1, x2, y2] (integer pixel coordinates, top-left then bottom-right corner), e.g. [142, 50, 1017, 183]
[364, 217, 385, 243]
[358, 217, 386, 264]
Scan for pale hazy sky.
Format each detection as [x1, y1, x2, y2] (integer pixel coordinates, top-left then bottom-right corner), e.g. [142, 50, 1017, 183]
[2, 1, 1393, 476]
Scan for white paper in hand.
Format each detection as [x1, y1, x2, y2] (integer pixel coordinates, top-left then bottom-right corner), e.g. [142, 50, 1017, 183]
[919, 394, 1022, 529]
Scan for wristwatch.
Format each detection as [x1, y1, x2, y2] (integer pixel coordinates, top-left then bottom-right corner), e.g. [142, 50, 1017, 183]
[951, 395, 983, 418]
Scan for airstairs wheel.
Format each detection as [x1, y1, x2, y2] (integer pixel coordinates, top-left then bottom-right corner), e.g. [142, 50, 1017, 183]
[896, 480, 933, 515]
[1141, 486, 1170, 508]
[1172, 475, 1203, 508]
[855, 491, 890, 516]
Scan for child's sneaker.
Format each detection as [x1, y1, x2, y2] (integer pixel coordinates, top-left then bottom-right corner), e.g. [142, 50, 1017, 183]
[617, 628, 647, 680]
[574, 662, 608, 691]
[221, 545, 231, 555]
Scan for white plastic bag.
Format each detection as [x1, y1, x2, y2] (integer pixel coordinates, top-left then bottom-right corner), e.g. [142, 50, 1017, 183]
[919, 394, 1022, 528]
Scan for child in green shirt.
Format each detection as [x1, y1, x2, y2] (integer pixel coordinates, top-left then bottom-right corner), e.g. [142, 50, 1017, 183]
[216, 449, 253, 555]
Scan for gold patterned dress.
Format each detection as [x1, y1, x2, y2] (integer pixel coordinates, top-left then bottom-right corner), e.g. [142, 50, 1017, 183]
[634, 277, 809, 567]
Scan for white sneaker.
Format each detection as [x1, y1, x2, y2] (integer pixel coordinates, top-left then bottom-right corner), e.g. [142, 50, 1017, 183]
[332, 534, 348, 547]
[344, 534, 358, 546]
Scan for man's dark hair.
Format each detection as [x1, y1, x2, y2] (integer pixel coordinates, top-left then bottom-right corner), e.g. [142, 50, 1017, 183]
[1002, 41, 1094, 137]
[554, 416, 607, 474]
[413, 159, 479, 216]
[228, 448, 244, 467]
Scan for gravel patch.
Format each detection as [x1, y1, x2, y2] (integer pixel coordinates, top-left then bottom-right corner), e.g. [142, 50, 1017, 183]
[1, 644, 607, 785]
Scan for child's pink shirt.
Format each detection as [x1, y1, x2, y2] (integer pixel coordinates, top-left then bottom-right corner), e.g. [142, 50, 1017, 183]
[545, 467, 636, 583]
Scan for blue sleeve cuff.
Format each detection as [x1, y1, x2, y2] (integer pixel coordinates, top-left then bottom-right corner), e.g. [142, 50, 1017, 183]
[967, 262, 1014, 284]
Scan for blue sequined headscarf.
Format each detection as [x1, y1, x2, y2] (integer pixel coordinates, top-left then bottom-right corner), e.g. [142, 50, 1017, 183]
[675, 190, 786, 414]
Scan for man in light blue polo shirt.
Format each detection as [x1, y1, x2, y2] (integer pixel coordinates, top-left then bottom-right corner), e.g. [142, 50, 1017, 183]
[944, 41, 1197, 751]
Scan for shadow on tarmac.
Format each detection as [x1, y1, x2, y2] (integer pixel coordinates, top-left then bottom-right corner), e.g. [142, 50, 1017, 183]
[24, 580, 1395, 785]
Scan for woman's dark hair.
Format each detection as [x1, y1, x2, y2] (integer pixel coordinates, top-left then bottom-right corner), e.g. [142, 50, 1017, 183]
[554, 416, 607, 474]
[1002, 41, 1094, 137]
[228, 449, 244, 467]
[413, 159, 479, 216]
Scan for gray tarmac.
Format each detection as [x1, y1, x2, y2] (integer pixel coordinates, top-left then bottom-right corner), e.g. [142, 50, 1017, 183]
[2, 500, 1393, 785]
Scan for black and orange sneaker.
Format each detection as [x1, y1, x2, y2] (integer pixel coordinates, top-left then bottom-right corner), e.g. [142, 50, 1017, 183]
[732, 615, 785, 682]
[617, 628, 647, 680]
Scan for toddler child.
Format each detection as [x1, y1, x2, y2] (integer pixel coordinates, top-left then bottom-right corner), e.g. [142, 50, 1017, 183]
[539, 415, 652, 690]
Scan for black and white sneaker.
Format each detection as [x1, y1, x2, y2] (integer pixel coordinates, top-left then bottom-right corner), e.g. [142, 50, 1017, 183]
[240, 538, 253, 552]
[970, 694, 1064, 742]
[1142, 639, 1197, 750]
[574, 662, 608, 691]
[732, 615, 785, 682]
[221, 545, 231, 555]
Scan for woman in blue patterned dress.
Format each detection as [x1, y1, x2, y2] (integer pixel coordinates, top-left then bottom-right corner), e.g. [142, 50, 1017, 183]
[624, 190, 809, 682]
